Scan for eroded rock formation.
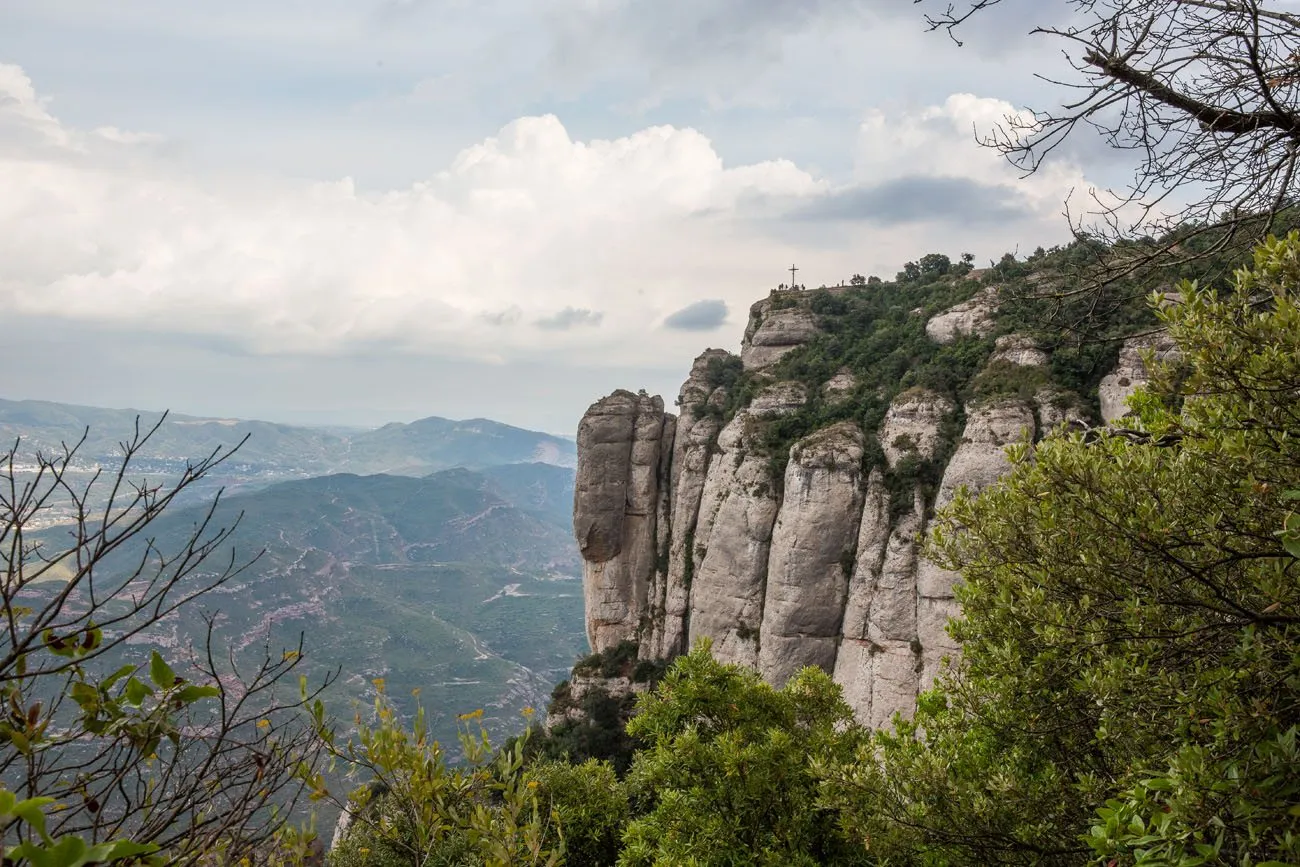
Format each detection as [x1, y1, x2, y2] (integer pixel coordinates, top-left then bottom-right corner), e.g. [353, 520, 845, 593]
[572, 285, 1160, 726]
[1098, 333, 1180, 423]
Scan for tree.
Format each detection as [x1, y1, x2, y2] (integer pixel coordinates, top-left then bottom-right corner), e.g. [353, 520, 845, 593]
[526, 759, 628, 867]
[323, 699, 560, 867]
[918, 252, 952, 277]
[897, 260, 923, 282]
[821, 233, 1300, 864]
[618, 642, 870, 867]
[927, 0, 1299, 244]
[921, 0, 1300, 321]
[0, 417, 330, 863]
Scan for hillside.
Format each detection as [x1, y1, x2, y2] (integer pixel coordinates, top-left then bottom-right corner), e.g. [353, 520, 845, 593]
[0, 398, 576, 527]
[42, 463, 586, 745]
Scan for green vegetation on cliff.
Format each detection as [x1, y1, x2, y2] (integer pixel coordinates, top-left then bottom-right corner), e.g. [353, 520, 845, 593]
[429, 233, 1296, 866]
[7, 233, 1298, 863]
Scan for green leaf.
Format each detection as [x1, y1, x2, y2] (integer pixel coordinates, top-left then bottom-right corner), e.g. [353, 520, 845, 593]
[148, 652, 176, 689]
[123, 676, 152, 707]
[6, 728, 31, 756]
[102, 664, 136, 691]
[11, 795, 55, 841]
[174, 684, 219, 704]
[68, 681, 99, 709]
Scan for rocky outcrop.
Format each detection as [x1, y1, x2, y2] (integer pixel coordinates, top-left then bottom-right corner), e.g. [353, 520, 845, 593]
[758, 422, 865, 686]
[573, 390, 672, 651]
[1098, 333, 1179, 423]
[687, 411, 779, 668]
[1035, 387, 1087, 432]
[750, 381, 808, 416]
[881, 389, 955, 467]
[915, 398, 1035, 685]
[545, 674, 649, 729]
[925, 287, 998, 344]
[822, 368, 857, 402]
[645, 350, 732, 660]
[741, 296, 822, 370]
[571, 285, 1115, 729]
[991, 334, 1048, 367]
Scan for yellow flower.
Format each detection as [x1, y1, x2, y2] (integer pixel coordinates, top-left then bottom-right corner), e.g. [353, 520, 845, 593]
[371, 678, 386, 693]
[256, 719, 271, 729]
[522, 706, 535, 718]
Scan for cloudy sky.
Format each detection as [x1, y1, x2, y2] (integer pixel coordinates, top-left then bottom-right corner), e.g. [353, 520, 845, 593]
[1, 0, 1126, 434]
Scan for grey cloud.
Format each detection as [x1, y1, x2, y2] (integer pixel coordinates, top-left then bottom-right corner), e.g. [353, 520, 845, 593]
[546, 0, 872, 79]
[481, 306, 522, 326]
[792, 175, 1031, 226]
[534, 307, 603, 331]
[662, 299, 728, 331]
[0, 313, 684, 436]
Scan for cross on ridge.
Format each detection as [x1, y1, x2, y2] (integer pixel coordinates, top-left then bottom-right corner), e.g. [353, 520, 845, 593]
[789, 264, 798, 286]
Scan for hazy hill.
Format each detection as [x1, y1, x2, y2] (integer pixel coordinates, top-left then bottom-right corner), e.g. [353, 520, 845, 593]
[343, 417, 576, 476]
[49, 463, 585, 746]
[0, 398, 575, 475]
[0, 398, 576, 527]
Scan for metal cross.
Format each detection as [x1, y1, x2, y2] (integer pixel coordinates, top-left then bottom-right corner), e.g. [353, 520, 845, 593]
[789, 264, 798, 286]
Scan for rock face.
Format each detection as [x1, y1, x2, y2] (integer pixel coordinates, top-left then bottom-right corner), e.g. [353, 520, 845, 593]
[925, 287, 997, 344]
[741, 296, 822, 370]
[571, 285, 1110, 727]
[991, 334, 1048, 367]
[1098, 333, 1179, 423]
[758, 422, 865, 686]
[881, 389, 955, 467]
[687, 411, 780, 668]
[573, 390, 672, 651]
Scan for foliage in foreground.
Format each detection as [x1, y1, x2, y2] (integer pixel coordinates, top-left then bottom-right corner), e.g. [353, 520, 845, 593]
[0, 422, 330, 865]
[618, 643, 870, 867]
[323, 696, 560, 867]
[820, 233, 1300, 865]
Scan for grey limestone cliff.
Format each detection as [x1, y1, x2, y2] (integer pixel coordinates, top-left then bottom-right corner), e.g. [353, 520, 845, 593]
[572, 284, 1156, 726]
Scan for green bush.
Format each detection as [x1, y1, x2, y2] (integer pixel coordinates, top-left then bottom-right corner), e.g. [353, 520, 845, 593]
[527, 760, 629, 867]
[820, 233, 1300, 866]
[619, 642, 871, 867]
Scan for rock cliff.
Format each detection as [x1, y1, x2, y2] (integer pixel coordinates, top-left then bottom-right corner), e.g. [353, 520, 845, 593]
[573, 281, 1159, 726]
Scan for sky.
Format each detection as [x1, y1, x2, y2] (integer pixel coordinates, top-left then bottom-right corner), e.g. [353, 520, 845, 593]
[0, 0, 1133, 434]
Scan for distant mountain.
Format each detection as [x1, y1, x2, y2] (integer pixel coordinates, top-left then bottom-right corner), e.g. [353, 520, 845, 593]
[341, 417, 577, 476]
[0, 398, 576, 526]
[0, 398, 575, 473]
[48, 463, 585, 746]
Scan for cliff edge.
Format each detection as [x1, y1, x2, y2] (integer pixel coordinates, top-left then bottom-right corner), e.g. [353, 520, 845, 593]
[573, 275, 1166, 725]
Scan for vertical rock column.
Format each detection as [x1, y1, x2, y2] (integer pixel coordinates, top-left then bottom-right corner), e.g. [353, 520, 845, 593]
[758, 422, 866, 686]
[642, 413, 677, 659]
[834, 390, 954, 727]
[646, 350, 736, 660]
[915, 398, 1036, 685]
[573, 390, 670, 652]
[1097, 333, 1179, 423]
[687, 411, 781, 668]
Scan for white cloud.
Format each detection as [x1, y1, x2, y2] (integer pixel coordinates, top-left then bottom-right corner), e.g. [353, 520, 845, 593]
[0, 64, 1087, 373]
[93, 126, 165, 145]
[0, 64, 77, 150]
[853, 93, 1083, 211]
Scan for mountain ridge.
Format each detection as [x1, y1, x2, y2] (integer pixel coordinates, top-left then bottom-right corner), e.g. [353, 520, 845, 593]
[569, 249, 1182, 727]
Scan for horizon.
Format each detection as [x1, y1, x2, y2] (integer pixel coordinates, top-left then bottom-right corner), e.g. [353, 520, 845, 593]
[0, 391, 583, 438]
